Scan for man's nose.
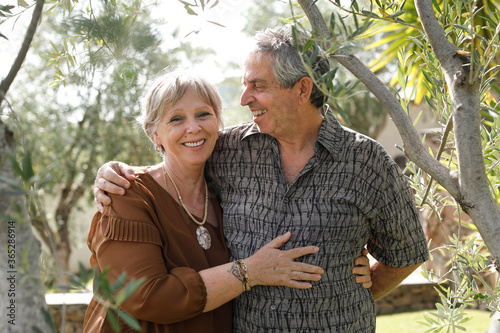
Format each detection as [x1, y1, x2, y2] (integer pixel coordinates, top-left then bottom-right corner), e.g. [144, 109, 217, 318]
[240, 87, 254, 106]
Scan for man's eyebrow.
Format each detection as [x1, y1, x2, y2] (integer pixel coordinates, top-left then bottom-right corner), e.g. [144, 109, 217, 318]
[242, 78, 266, 85]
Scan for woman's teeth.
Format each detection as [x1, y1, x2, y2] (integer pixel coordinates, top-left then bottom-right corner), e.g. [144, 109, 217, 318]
[184, 139, 205, 147]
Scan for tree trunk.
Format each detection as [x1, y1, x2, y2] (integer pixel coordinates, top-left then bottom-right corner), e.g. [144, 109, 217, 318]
[0, 120, 50, 332]
[414, 0, 500, 271]
[298, 0, 500, 272]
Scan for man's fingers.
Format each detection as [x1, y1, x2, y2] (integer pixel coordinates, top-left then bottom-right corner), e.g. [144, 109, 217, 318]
[96, 177, 127, 195]
[99, 169, 131, 191]
[94, 197, 105, 214]
[355, 275, 373, 289]
[351, 265, 370, 276]
[116, 162, 137, 181]
[94, 188, 112, 206]
[354, 254, 369, 266]
[355, 274, 371, 283]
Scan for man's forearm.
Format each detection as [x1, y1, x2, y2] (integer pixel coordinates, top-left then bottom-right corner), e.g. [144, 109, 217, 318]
[369, 262, 422, 300]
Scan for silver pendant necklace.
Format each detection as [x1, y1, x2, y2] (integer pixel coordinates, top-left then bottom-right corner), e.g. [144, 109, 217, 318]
[162, 163, 211, 250]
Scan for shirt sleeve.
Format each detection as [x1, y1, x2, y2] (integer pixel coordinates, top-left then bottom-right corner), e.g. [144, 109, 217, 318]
[366, 149, 429, 268]
[88, 182, 207, 324]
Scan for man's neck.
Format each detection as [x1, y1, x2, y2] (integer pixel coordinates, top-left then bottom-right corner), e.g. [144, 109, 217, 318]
[277, 109, 324, 185]
[276, 108, 323, 153]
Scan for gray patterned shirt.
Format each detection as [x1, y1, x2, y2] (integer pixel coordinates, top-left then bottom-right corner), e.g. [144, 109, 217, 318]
[206, 110, 429, 332]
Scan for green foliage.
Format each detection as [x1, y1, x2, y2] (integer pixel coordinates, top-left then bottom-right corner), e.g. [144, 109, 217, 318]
[178, 0, 220, 15]
[398, 1, 500, 326]
[419, 236, 499, 332]
[293, 0, 500, 329]
[177, 0, 224, 36]
[241, 0, 293, 35]
[321, 0, 500, 104]
[240, 1, 388, 138]
[34, 263, 145, 333]
[32, 307, 59, 333]
[2, 0, 212, 278]
[92, 268, 146, 332]
[377, 309, 492, 332]
[294, 24, 387, 138]
[42, 1, 155, 87]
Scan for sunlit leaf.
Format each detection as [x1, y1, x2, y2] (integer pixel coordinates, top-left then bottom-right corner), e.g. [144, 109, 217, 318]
[106, 310, 120, 332]
[116, 309, 141, 331]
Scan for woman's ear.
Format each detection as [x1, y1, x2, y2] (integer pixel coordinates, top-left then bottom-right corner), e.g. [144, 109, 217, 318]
[296, 77, 314, 105]
[153, 132, 160, 146]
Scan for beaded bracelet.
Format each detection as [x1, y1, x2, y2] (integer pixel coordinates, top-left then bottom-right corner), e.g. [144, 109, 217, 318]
[236, 259, 252, 292]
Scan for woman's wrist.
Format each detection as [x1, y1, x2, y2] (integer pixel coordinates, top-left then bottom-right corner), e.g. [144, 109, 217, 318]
[234, 259, 252, 292]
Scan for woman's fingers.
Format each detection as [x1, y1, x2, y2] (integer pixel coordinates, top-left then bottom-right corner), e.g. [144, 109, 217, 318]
[290, 270, 323, 282]
[277, 270, 323, 289]
[265, 232, 292, 249]
[286, 245, 320, 260]
[286, 280, 314, 289]
[291, 262, 324, 276]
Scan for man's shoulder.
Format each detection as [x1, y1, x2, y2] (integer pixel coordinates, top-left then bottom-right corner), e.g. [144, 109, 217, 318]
[219, 122, 254, 138]
[215, 122, 259, 149]
[335, 124, 386, 155]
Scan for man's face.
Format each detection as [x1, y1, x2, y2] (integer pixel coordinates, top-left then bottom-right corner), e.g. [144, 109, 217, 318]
[240, 54, 299, 139]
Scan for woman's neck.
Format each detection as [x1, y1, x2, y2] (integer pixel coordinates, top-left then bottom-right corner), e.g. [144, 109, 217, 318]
[163, 160, 205, 190]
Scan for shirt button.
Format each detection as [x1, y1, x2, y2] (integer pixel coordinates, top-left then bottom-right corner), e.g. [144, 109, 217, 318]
[270, 305, 277, 311]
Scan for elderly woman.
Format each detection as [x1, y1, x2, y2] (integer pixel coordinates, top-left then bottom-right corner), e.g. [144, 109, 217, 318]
[84, 71, 371, 332]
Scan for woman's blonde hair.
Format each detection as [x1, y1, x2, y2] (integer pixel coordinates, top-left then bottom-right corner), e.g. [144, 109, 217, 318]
[138, 70, 223, 152]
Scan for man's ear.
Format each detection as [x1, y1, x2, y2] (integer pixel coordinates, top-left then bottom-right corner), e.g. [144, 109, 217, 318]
[296, 77, 314, 105]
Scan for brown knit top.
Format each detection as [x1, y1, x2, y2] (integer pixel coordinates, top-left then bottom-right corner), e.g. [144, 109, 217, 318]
[83, 171, 232, 333]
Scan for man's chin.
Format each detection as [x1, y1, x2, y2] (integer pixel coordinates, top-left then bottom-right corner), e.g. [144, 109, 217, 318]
[253, 121, 265, 133]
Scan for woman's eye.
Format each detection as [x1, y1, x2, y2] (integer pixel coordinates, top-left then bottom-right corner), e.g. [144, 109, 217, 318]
[170, 116, 182, 123]
[198, 112, 212, 118]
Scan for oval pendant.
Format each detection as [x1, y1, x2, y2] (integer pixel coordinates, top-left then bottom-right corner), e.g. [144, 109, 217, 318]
[196, 226, 211, 250]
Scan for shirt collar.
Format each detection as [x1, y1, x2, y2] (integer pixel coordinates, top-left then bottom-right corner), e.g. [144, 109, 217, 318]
[240, 106, 343, 159]
[241, 121, 264, 140]
[315, 106, 342, 159]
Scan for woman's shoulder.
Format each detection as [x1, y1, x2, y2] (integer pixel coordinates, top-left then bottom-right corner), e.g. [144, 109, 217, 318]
[116, 170, 159, 201]
[97, 171, 164, 246]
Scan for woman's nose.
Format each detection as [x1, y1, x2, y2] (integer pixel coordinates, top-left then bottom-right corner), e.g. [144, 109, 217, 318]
[186, 119, 202, 133]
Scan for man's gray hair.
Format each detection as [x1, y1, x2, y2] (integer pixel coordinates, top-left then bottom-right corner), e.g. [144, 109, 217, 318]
[249, 26, 330, 108]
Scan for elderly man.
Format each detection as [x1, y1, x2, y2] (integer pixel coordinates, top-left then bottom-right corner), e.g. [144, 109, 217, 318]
[94, 26, 428, 332]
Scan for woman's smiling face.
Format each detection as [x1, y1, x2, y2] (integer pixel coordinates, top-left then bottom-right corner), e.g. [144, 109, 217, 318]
[154, 86, 219, 169]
